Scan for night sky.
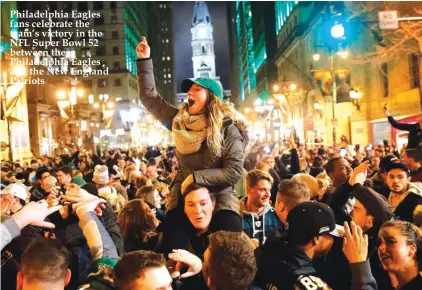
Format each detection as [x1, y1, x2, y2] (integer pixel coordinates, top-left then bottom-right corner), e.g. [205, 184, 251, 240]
[172, 1, 231, 93]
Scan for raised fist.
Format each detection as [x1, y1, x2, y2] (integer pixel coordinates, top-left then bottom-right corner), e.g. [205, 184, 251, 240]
[136, 36, 151, 59]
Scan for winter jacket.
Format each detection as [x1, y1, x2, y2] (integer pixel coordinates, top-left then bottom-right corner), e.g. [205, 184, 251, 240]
[255, 238, 378, 290]
[366, 173, 390, 199]
[388, 182, 422, 223]
[254, 238, 331, 290]
[410, 166, 422, 183]
[137, 59, 246, 215]
[48, 201, 125, 257]
[400, 273, 422, 290]
[240, 197, 283, 246]
[388, 116, 421, 149]
[77, 212, 119, 290]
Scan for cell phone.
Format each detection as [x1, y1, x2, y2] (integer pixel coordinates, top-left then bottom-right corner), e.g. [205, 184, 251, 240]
[366, 144, 372, 151]
[340, 149, 347, 158]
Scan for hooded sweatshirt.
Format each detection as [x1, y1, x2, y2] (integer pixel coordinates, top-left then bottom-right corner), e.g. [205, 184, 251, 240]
[388, 182, 422, 223]
[240, 197, 283, 246]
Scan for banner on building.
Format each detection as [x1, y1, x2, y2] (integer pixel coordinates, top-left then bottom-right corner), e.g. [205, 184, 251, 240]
[57, 101, 70, 120]
[312, 69, 351, 103]
[2, 83, 24, 118]
[102, 110, 115, 129]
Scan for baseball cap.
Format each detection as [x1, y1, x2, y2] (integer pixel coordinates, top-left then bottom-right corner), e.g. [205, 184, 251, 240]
[385, 161, 410, 175]
[1, 183, 27, 200]
[181, 78, 223, 100]
[351, 184, 394, 227]
[287, 201, 336, 245]
[379, 155, 399, 173]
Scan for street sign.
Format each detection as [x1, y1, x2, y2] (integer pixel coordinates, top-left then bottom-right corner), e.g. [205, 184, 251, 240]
[379, 11, 398, 30]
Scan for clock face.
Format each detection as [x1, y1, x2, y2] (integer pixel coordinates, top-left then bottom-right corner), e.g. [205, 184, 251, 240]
[198, 27, 207, 38]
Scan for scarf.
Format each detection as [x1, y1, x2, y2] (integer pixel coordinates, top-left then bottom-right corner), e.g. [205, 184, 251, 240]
[172, 105, 208, 154]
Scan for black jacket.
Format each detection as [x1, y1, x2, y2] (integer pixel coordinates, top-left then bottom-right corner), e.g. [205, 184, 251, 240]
[394, 192, 422, 223]
[254, 239, 330, 290]
[388, 116, 421, 149]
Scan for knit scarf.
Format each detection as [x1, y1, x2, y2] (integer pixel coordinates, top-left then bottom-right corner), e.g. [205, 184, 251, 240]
[172, 105, 208, 154]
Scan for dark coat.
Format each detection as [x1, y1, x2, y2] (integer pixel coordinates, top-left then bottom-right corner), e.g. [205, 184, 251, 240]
[254, 238, 330, 290]
[388, 116, 421, 149]
[393, 191, 422, 223]
[137, 59, 245, 214]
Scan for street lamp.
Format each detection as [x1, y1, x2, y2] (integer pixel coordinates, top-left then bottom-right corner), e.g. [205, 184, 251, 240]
[1, 65, 27, 162]
[313, 53, 321, 61]
[312, 49, 348, 145]
[349, 89, 362, 110]
[56, 86, 83, 117]
[337, 50, 349, 59]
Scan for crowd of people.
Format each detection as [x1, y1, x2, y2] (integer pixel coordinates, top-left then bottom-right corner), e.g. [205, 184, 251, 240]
[1, 37, 422, 290]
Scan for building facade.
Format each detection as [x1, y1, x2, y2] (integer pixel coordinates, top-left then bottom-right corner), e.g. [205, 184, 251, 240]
[1, 1, 32, 162]
[13, 1, 176, 155]
[273, 1, 421, 146]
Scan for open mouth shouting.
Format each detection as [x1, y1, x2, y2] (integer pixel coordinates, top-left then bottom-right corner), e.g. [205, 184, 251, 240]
[188, 98, 195, 107]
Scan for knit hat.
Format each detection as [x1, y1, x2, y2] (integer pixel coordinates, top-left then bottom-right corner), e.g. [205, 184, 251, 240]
[351, 184, 394, 227]
[1, 183, 27, 200]
[93, 165, 109, 185]
[287, 201, 336, 245]
[181, 77, 223, 100]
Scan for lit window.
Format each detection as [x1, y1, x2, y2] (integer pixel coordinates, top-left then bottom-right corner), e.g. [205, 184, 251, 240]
[166, 39, 169, 43]
[162, 56, 165, 61]
[168, 74, 171, 78]
[167, 57, 170, 61]
[164, 80, 167, 84]
[164, 74, 167, 79]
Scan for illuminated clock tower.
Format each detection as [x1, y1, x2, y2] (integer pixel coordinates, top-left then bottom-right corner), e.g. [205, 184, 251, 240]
[191, 1, 220, 81]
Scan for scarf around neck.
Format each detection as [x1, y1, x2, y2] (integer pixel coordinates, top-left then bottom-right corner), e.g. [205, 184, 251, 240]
[172, 105, 208, 154]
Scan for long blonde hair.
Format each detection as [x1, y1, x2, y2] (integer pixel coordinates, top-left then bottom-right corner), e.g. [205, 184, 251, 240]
[205, 90, 248, 157]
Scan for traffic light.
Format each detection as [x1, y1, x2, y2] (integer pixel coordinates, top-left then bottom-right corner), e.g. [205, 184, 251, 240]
[322, 3, 353, 49]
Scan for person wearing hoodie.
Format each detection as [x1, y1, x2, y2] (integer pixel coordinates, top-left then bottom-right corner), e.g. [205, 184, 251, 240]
[385, 162, 422, 223]
[240, 170, 282, 246]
